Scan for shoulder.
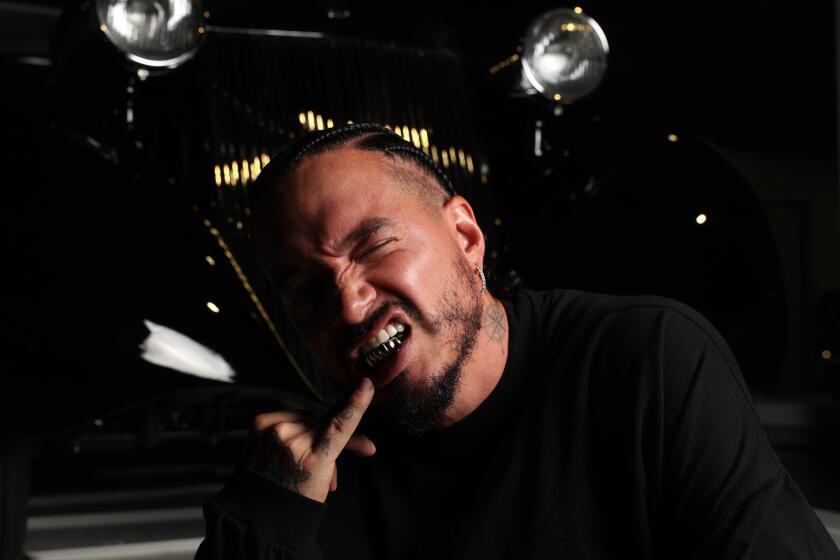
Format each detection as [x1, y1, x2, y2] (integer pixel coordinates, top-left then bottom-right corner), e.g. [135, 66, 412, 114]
[507, 287, 720, 345]
[505, 288, 744, 387]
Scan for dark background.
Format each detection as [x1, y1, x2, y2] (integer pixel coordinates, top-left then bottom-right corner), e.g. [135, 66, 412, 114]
[0, 0, 838, 557]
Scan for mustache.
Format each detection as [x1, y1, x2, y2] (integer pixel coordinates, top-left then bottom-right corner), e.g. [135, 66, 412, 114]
[350, 299, 421, 338]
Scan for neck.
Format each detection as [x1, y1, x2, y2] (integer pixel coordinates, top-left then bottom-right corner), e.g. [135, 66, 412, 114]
[437, 293, 509, 427]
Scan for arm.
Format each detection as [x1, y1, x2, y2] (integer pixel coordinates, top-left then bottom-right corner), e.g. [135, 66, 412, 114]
[658, 308, 839, 559]
[195, 467, 326, 560]
[195, 378, 376, 559]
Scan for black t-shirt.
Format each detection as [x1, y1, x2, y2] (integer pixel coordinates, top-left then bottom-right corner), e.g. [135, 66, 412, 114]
[197, 289, 840, 559]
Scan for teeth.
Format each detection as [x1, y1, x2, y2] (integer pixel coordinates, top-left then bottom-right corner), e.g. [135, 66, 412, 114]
[363, 330, 406, 367]
[361, 321, 406, 353]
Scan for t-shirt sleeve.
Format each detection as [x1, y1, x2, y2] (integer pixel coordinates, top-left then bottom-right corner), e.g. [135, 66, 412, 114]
[658, 307, 839, 559]
[195, 466, 327, 560]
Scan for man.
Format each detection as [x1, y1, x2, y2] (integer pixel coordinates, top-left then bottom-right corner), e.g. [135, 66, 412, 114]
[197, 123, 839, 559]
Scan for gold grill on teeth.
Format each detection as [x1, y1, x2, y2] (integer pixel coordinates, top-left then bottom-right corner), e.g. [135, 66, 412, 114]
[364, 331, 406, 367]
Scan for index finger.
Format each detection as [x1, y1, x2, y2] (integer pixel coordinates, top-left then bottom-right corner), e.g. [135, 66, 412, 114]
[317, 377, 375, 459]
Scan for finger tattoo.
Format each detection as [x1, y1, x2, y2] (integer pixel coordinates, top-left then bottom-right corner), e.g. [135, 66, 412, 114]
[315, 437, 332, 457]
[339, 406, 354, 421]
[252, 431, 312, 493]
[288, 468, 311, 492]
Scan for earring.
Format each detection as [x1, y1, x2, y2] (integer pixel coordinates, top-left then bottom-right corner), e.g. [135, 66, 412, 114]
[476, 265, 487, 294]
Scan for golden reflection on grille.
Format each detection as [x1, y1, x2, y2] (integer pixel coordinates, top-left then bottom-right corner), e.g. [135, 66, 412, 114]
[488, 53, 520, 75]
[231, 161, 240, 185]
[213, 111, 478, 189]
[299, 111, 476, 174]
[214, 153, 272, 188]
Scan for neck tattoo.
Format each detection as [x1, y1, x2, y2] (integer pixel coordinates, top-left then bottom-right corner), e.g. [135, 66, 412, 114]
[482, 299, 507, 354]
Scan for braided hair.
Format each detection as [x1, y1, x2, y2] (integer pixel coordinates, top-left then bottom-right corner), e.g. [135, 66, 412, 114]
[250, 123, 457, 208]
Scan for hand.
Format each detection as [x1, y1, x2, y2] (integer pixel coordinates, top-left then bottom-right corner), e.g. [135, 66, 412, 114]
[251, 377, 376, 503]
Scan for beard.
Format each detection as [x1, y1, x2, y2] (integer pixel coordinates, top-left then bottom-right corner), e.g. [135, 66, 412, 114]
[375, 258, 484, 436]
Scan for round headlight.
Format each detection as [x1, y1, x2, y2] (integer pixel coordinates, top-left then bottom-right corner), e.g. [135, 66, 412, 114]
[521, 8, 609, 103]
[96, 0, 205, 68]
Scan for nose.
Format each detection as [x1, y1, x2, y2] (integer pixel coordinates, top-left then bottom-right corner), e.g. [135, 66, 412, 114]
[335, 271, 376, 327]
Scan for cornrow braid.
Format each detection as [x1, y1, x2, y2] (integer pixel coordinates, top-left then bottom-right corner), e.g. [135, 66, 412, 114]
[355, 133, 456, 198]
[250, 122, 457, 207]
[287, 123, 387, 170]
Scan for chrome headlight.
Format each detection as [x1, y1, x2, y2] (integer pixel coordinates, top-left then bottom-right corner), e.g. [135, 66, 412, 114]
[521, 8, 609, 103]
[95, 0, 205, 68]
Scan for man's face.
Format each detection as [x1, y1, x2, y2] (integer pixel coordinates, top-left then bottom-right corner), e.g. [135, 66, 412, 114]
[254, 147, 485, 431]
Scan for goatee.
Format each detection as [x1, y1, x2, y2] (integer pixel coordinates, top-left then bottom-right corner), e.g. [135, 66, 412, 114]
[376, 258, 483, 436]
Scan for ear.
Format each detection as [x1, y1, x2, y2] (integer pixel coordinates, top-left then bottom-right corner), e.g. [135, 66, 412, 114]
[442, 195, 485, 268]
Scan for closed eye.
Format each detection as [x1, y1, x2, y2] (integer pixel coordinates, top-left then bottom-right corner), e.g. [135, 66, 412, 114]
[360, 238, 395, 259]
